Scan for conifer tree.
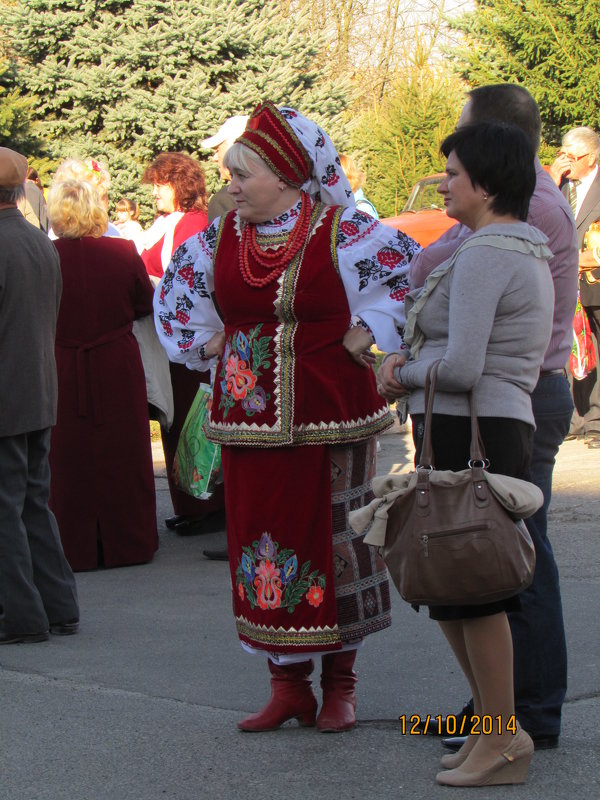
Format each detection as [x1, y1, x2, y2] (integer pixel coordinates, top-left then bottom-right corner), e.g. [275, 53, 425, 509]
[350, 57, 465, 218]
[0, 56, 39, 151]
[1, 0, 350, 214]
[448, 0, 600, 142]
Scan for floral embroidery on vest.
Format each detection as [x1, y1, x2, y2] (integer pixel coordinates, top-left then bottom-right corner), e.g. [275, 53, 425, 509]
[236, 532, 327, 612]
[219, 325, 272, 417]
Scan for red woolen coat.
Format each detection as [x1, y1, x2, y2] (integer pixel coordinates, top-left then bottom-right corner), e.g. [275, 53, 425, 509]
[50, 236, 158, 570]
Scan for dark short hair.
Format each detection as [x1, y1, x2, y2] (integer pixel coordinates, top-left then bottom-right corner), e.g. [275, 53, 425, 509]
[467, 84, 541, 152]
[441, 122, 536, 221]
[143, 152, 207, 213]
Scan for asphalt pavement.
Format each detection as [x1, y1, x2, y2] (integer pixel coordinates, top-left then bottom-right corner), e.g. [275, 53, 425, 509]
[1, 419, 598, 799]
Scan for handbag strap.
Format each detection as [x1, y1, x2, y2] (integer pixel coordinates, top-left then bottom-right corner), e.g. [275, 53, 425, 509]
[418, 360, 488, 469]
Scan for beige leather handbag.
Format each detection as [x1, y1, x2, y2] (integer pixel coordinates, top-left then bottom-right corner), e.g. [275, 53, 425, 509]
[381, 361, 537, 606]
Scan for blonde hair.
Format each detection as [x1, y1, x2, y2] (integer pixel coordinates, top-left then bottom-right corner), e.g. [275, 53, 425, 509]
[224, 142, 273, 178]
[339, 153, 365, 193]
[48, 180, 108, 238]
[52, 158, 111, 205]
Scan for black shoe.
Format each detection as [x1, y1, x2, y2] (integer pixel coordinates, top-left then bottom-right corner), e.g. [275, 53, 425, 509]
[49, 619, 79, 635]
[442, 735, 468, 750]
[0, 631, 50, 644]
[203, 548, 229, 561]
[443, 732, 559, 750]
[165, 514, 186, 529]
[174, 509, 226, 535]
[408, 701, 474, 736]
[530, 734, 559, 750]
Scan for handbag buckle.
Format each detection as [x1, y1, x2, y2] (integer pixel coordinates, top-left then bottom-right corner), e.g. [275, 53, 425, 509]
[468, 458, 489, 469]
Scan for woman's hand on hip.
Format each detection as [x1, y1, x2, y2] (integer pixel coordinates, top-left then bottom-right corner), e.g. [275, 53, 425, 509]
[343, 326, 377, 368]
[204, 330, 226, 360]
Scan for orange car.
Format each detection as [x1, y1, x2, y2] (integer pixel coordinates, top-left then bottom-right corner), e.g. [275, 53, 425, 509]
[381, 174, 456, 247]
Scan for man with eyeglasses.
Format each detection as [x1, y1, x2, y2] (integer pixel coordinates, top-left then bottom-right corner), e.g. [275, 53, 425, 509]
[551, 127, 600, 447]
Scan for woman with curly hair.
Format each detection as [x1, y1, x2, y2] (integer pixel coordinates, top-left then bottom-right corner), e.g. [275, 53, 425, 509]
[140, 152, 224, 533]
[139, 152, 208, 279]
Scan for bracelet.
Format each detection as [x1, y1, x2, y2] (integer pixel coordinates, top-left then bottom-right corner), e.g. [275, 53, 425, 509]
[199, 343, 207, 360]
[350, 315, 375, 342]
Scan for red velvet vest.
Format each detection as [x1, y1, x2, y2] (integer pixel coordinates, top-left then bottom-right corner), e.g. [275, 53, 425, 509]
[141, 209, 208, 279]
[207, 203, 392, 446]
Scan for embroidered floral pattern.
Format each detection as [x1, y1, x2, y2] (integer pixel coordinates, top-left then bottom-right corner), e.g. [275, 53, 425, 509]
[306, 584, 325, 608]
[170, 242, 210, 298]
[236, 532, 327, 613]
[175, 295, 193, 325]
[158, 310, 176, 337]
[354, 246, 412, 294]
[322, 163, 340, 187]
[219, 325, 272, 417]
[385, 273, 410, 303]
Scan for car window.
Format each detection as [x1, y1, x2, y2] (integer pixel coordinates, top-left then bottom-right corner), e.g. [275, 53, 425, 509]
[409, 177, 443, 211]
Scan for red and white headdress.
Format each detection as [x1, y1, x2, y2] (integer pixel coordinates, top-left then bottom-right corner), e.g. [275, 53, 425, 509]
[236, 101, 354, 208]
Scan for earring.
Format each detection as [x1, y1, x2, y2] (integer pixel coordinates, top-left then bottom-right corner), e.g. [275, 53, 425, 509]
[483, 192, 489, 200]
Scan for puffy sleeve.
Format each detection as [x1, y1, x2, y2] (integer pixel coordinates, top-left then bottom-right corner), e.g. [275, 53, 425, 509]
[336, 208, 421, 353]
[153, 219, 224, 371]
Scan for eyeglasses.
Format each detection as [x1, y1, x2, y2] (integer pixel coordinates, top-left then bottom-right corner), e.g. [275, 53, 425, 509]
[560, 151, 591, 163]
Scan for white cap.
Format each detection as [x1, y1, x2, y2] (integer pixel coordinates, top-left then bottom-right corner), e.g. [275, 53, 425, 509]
[200, 115, 249, 149]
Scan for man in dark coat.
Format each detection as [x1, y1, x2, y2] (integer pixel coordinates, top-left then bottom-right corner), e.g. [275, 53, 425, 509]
[0, 147, 79, 643]
[551, 126, 600, 446]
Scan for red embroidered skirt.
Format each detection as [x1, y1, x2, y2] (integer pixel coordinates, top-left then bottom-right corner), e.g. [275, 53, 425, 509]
[223, 438, 391, 654]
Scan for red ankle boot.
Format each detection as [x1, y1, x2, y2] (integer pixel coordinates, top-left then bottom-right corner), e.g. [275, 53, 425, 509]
[316, 650, 357, 732]
[237, 659, 318, 732]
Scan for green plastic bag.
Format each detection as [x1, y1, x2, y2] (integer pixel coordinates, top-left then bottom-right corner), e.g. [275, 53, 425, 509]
[173, 383, 222, 499]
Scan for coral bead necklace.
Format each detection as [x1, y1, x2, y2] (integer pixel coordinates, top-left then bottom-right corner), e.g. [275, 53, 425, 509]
[239, 192, 312, 288]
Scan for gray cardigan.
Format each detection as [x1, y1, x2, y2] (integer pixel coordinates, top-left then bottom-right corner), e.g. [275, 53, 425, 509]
[397, 222, 554, 425]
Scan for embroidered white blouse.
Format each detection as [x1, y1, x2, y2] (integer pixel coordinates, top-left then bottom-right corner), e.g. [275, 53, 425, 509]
[154, 199, 420, 370]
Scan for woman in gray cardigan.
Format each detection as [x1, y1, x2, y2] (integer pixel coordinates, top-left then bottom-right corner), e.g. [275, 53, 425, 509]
[392, 123, 554, 787]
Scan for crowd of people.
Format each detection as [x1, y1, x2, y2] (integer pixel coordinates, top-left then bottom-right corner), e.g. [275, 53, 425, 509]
[1, 80, 598, 788]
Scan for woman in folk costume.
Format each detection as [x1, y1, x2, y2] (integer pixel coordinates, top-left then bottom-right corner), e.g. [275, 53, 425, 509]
[139, 152, 209, 279]
[155, 102, 420, 732]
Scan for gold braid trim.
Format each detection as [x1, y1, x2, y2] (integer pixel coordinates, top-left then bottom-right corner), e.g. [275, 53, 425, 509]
[236, 616, 341, 647]
[241, 137, 306, 188]
[330, 205, 344, 276]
